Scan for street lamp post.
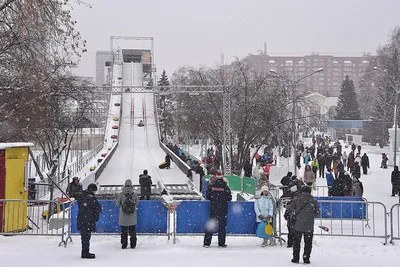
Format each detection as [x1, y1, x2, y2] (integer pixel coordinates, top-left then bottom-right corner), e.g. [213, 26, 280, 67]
[270, 68, 324, 176]
[373, 66, 400, 168]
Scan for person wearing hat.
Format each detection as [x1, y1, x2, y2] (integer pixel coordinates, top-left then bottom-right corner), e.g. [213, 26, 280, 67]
[77, 183, 102, 259]
[203, 171, 232, 248]
[139, 170, 152, 200]
[285, 185, 320, 264]
[67, 177, 83, 198]
[116, 179, 138, 249]
[254, 185, 275, 247]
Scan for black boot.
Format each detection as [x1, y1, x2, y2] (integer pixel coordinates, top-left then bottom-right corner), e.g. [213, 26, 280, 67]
[81, 253, 95, 259]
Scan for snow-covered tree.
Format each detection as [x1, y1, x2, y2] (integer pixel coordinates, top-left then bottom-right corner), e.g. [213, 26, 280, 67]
[335, 76, 362, 120]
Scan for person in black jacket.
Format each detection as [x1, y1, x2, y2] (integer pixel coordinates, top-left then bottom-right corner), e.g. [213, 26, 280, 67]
[361, 153, 370, 175]
[139, 170, 152, 200]
[317, 154, 325, 178]
[280, 172, 293, 197]
[286, 185, 320, 264]
[330, 173, 346, 196]
[351, 162, 361, 179]
[165, 153, 172, 169]
[391, 166, 400, 196]
[203, 172, 232, 248]
[77, 183, 102, 259]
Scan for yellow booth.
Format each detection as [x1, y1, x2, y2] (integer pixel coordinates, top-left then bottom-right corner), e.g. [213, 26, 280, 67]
[0, 142, 34, 232]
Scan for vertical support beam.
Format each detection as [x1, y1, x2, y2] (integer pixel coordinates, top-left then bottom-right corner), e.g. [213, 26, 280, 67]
[222, 90, 231, 175]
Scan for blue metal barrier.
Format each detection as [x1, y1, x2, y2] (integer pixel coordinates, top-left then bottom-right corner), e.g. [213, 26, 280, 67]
[315, 197, 367, 219]
[176, 201, 257, 235]
[70, 200, 168, 234]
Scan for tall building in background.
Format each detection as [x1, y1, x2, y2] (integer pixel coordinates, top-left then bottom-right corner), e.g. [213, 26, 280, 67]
[246, 53, 374, 97]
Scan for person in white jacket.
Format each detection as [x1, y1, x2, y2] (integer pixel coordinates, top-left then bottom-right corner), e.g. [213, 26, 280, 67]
[254, 185, 275, 247]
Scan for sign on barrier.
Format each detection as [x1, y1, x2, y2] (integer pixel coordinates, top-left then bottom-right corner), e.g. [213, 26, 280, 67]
[242, 177, 256, 195]
[315, 197, 367, 219]
[70, 200, 168, 234]
[175, 201, 257, 235]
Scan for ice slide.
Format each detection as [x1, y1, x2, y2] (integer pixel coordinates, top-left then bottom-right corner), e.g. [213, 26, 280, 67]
[98, 92, 187, 186]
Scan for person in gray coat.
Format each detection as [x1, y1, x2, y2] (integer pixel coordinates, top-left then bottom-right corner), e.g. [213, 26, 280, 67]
[286, 185, 320, 264]
[116, 179, 138, 249]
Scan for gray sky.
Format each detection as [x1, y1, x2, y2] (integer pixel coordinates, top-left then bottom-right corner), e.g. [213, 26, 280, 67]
[71, 0, 400, 79]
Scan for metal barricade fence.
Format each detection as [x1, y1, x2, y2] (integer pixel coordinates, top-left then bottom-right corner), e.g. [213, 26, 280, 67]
[389, 203, 400, 244]
[0, 199, 72, 247]
[277, 199, 388, 245]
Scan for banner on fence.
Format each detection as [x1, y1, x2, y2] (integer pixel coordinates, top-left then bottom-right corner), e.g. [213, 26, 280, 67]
[176, 201, 257, 234]
[70, 200, 168, 234]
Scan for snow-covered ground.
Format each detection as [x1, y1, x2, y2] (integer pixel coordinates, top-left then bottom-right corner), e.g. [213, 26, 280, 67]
[1, 235, 398, 266]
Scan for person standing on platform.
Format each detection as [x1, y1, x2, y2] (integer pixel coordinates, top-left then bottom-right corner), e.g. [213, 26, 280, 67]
[139, 170, 152, 200]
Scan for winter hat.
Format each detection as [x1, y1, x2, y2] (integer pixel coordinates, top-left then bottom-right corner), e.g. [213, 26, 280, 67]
[143, 169, 148, 175]
[261, 185, 269, 193]
[216, 171, 224, 179]
[87, 183, 98, 193]
[72, 177, 79, 181]
[125, 179, 132, 187]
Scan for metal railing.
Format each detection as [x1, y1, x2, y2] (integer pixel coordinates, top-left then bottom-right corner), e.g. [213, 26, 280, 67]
[277, 199, 388, 245]
[0, 199, 72, 247]
[390, 203, 400, 244]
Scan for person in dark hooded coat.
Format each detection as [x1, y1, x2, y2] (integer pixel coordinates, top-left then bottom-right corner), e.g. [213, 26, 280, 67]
[77, 183, 102, 259]
[116, 179, 138, 249]
[139, 170, 152, 200]
[286, 185, 320, 264]
[391, 166, 400, 196]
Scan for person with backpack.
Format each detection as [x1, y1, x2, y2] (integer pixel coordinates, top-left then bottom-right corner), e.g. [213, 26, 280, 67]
[116, 179, 138, 249]
[139, 170, 152, 200]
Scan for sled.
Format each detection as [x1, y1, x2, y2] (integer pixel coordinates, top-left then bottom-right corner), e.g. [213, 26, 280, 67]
[159, 162, 168, 169]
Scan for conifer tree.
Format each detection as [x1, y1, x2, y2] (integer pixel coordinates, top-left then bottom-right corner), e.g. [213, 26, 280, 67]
[335, 75, 362, 120]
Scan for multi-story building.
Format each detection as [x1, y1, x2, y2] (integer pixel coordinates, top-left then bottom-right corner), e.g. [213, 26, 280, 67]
[246, 53, 373, 97]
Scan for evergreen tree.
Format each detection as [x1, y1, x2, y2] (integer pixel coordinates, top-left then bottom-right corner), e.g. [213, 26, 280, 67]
[158, 70, 170, 88]
[335, 75, 362, 120]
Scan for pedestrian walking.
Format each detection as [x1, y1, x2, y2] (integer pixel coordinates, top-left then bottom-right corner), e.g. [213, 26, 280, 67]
[116, 179, 138, 249]
[77, 183, 102, 259]
[203, 172, 232, 248]
[285, 185, 320, 264]
[361, 153, 370, 175]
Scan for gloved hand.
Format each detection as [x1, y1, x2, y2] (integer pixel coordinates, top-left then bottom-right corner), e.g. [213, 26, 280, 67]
[266, 215, 272, 221]
[258, 215, 265, 220]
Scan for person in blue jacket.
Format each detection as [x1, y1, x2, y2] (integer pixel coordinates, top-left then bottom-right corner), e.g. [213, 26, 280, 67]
[254, 185, 275, 247]
[326, 168, 335, 196]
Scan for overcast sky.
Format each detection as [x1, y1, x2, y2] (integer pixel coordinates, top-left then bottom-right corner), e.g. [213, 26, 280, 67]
[71, 0, 400, 79]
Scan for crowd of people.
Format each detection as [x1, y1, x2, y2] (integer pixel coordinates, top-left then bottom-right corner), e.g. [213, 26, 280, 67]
[294, 138, 368, 197]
